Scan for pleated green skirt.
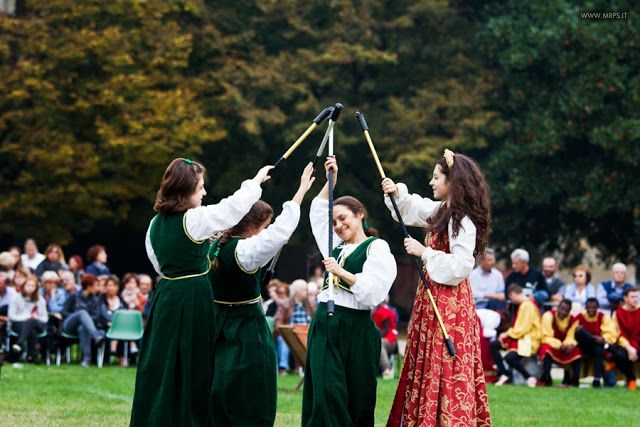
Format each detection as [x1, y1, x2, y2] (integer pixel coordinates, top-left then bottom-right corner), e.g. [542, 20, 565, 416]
[302, 302, 381, 427]
[211, 302, 277, 426]
[131, 277, 215, 426]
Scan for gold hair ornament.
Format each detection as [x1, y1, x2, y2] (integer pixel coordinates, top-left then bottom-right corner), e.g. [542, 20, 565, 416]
[444, 149, 455, 168]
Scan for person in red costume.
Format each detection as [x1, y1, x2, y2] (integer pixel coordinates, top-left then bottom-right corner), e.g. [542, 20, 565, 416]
[538, 299, 582, 387]
[372, 297, 398, 380]
[610, 287, 640, 390]
[382, 149, 491, 426]
[575, 297, 617, 388]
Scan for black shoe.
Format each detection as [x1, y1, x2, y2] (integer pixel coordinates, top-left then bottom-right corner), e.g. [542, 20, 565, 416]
[592, 379, 601, 388]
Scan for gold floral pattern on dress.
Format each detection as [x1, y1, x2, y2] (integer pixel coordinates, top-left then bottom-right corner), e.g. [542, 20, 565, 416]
[388, 232, 491, 427]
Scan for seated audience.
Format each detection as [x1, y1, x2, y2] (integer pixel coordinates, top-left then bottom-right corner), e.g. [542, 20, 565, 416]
[610, 287, 640, 390]
[505, 248, 549, 306]
[469, 248, 505, 309]
[85, 245, 110, 276]
[262, 279, 282, 317]
[561, 265, 597, 309]
[273, 279, 315, 375]
[120, 273, 141, 355]
[543, 256, 565, 302]
[11, 267, 29, 293]
[40, 271, 67, 316]
[35, 244, 68, 278]
[492, 284, 542, 387]
[8, 277, 48, 362]
[575, 297, 617, 387]
[101, 275, 127, 366]
[0, 271, 17, 341]
[60, 270, 81, 295]
[597, 263, 633, 313]
[307, 281, 320, 305]
[372, 296, 398, 379]
[539, 299, 582, 387]
[96, 275, 109, 296]
[61, 274, 106, 367]
[8, 246, 22, 268]
[68, 255, 85, 285]
[121, 273, 142, 311]
[137, 274, 153, 312]
[21, 238, 45, 273]
[0, 251, 17, 279]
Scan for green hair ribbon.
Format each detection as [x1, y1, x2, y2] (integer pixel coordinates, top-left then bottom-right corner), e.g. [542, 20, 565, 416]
[184, 158, 192, 164]
[363, 220, 370, 228]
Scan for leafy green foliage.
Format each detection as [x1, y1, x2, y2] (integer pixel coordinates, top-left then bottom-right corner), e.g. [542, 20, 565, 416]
[0, 1, 222, 243]
[470, 0, 639, 263]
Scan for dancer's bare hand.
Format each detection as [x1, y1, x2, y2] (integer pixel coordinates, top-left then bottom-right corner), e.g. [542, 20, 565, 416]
[404, 236, 426, 258]
[253, 165, 274, 184]
[382, 178, 398, 197]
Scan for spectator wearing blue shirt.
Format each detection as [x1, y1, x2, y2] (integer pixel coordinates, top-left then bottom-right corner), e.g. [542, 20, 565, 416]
[85, 245, 111, 277]
[469, 248, 505, 310]
[597, 263, 633, 313]
[40, 271, 67, 315]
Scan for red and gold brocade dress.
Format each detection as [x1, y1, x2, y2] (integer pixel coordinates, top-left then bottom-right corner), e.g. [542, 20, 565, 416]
[387, 231, 491, 427]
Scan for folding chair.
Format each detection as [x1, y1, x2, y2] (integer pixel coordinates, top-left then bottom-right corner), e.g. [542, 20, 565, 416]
[105, 310, 144, 367]
[278, 324, 309, 391]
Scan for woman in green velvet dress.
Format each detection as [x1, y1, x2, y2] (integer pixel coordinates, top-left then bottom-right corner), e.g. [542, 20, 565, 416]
[130, 158, 273, 426]
[208, 162, 315, 426]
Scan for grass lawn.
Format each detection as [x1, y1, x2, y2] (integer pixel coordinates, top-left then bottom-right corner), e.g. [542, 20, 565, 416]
[0, 364, 635, 426]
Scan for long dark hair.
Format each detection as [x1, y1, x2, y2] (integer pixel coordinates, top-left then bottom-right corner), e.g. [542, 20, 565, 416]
[334, 196, 378, 238]
[211, 200, 274, 273]
[154, 158, 206, 214]
[425, 154, 491, 256]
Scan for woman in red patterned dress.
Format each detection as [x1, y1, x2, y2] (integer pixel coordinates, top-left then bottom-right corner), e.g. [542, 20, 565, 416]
[382, 149, 492, 426]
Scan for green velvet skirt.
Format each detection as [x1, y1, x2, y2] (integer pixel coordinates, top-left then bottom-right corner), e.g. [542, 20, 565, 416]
[210, 302, 277, 426]
[131, 276, 215, 426]
[302, 302, 381, 427]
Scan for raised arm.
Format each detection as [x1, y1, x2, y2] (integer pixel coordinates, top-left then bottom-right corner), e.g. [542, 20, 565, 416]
[185, 165, 273, 241]
[236, 163, 315, 272]
[381, 179, 442, 227]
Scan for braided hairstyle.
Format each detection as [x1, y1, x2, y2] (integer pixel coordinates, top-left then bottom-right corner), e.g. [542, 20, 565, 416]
[211, 200, 274, 273]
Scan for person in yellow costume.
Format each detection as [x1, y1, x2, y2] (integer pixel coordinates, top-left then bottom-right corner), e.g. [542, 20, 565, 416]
[491, 283, 542, 387]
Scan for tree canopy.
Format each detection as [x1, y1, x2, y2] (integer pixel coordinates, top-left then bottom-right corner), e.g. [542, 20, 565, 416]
[0, 0, 637, 268]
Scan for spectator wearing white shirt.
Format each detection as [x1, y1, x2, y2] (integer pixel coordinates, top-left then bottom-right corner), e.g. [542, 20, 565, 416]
[20, 238, 45, 274]
[469, 248, 505, 310]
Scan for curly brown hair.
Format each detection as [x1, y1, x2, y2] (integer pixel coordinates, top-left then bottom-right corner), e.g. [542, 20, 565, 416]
[424, 154, 491, 256]
[154, 158, 206, 214]
[211, 200, 274, 273]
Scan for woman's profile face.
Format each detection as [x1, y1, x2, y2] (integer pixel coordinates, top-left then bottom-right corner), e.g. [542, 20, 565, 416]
[429, 165, 451, 202]
[189, 175, 206, 208]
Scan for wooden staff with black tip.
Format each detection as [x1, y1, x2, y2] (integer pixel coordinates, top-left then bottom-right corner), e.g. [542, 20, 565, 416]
[355, 111, 456, 357]
[326, 103, 343, 317]
[273, 106, 334, 169]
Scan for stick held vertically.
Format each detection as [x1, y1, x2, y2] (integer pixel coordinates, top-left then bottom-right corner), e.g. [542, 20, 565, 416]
[326, 103, 343, 317]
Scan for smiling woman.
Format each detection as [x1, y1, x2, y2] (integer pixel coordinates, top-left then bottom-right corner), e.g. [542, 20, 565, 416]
[303, 156, 397, 426]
